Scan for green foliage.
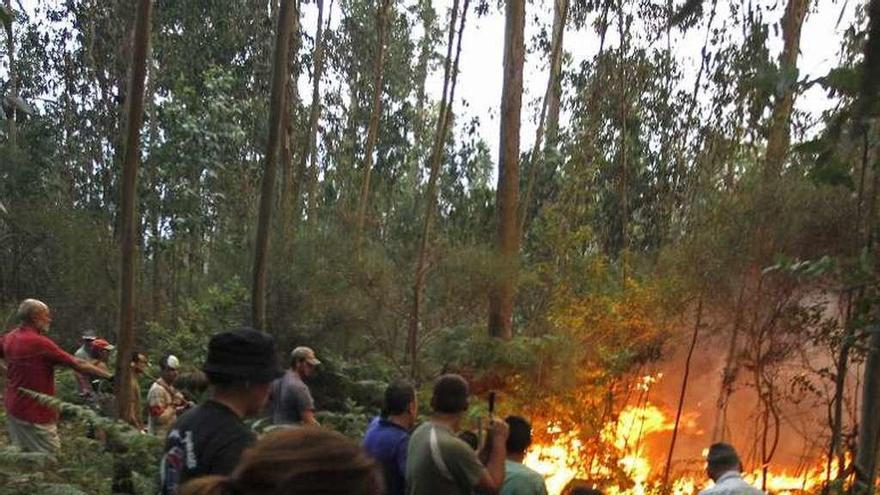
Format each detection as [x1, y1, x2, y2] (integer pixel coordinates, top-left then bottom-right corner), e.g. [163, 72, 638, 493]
[145, 277, 249, 367]
[0, 392, 162, 495]
[1, 0, 878, 491]
[0, 5, 11, 31]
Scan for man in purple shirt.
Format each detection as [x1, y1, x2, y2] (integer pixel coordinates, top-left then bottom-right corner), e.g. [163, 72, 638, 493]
[363, 381, 417, 495]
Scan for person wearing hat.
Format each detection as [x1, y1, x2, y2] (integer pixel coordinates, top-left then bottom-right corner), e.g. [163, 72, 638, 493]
[89, 338, 114, 369]
[267, 345, 321, 426]
[0, 299, 112, 453]
[148, 354, 192, 438]
[698, 443, 764, 495]
[406, 374, 509, 495]
[159, 327, 283, 495]
[74, 337, 114, 401]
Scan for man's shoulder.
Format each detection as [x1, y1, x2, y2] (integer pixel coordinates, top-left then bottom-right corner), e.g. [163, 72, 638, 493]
[506, 460, 543, 480]
[177, 403, 251, 436]
[435, 428, 477, 459]
[148, 381, 165, 395]
[286, 373, 310, 391]
[699, 479, 764, 495]
[4, 328, 62, 355]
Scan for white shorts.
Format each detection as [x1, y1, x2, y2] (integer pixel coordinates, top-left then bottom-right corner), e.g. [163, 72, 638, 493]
[6, 414, 61, 453]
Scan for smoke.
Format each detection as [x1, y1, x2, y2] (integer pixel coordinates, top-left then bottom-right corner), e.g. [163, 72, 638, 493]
[642, 296, 859, 476]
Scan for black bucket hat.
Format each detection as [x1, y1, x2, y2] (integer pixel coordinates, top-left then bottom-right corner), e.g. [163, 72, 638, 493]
[202, 327, 283, 383]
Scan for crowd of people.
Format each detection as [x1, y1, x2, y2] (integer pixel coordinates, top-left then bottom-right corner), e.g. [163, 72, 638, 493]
[1, 298, 765, 495]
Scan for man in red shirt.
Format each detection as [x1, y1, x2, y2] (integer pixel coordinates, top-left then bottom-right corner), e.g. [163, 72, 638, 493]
[0, 299, 112, 453]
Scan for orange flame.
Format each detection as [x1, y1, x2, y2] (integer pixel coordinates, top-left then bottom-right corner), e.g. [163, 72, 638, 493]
[524, 375, 845, 495]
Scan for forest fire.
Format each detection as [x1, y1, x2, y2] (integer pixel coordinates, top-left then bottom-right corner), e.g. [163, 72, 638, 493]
[524, 378, 841, 495]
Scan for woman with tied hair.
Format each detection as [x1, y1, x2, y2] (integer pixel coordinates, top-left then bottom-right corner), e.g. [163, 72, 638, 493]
[180, 427, 383, 495]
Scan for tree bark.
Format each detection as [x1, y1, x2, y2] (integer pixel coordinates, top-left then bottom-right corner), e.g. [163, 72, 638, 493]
[408, 0, 469, 379]
[115, 0, 152, 421]
[413, 0, 435, 154]
[279, 81, 296, 239]
[252, 0, 297, 330]
[519, 0, 568, 235]
[354, 0, 393, 247]
[278, 1, 301, 243]
[544, 0, 566, 146]
[488, 0, 525, 339]
[663, 296, 703, 487]
[302, 0, 332, 229]
[763, 0, 809, 178]
[712, 282, 747, 442]
[855, 326, 880, 494]
[3, 0, 16, 147]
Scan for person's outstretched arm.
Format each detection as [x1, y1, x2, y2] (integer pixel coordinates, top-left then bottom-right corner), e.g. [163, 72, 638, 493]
[72, 359, 113, 380]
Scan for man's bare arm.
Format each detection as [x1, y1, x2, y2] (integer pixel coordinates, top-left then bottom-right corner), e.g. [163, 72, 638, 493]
[72, 359, 113, 380]
[301, 409, 320, 426]
[474, 418, 509, 494]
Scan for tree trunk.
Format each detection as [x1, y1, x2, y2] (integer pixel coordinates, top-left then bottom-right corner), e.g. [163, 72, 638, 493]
[279, 82, 296, 239]
[408, 0, 469, 379]
[857, 0, 879, 119]
[855, 325, 880, 494]
[662, 296, 703, 487]
[354, 0, 393, 247]
[278, 1, 301, 243]
[854, 120, 880, 493]
[519, 0, 568, 235]
[544, 0, 566, 146]
[303, 0, 332, 229]
[488, 0, 525, 339]
[763, 0, 809, 178]
[3, 0, 16, 147]
[413, 0, 435, 153]
[115, 0, 152, 421]
[252, 0, 297, 330]
[712, 282, 746, 442]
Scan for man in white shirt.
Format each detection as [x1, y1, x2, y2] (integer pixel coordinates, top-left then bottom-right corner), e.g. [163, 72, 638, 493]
[699, 443, 765, 495]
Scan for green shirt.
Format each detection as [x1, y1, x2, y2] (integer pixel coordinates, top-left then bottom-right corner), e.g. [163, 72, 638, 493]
[501, 460, 547, 495]
[406, 421, 485, 495]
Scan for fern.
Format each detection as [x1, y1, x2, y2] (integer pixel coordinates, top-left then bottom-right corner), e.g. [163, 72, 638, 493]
[0, 391, 163, 494]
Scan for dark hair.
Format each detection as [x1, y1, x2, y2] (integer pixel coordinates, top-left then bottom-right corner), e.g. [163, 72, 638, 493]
[458, 430, 479, 451]
[568, 488, 603, 495]
[706, 442, 741, 473]
[430, 374, 469, 414]
[505, 415, 532, 454]
[180, 428, 382, 495]
[205, 371, 246, 388]
[131, 352, 146, 363]
[383, 381, 415, 416]
[160, 355, 176, 371]
[562, 480, 603, 495]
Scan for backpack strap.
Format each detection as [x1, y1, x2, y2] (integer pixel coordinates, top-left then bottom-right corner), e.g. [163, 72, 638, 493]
[429, 426, 454, 481]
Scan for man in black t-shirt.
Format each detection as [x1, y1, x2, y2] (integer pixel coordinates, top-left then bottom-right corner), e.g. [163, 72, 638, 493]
[159, 328, 283, 495]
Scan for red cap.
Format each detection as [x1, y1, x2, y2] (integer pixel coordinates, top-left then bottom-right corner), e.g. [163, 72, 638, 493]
[91, 339, 115, 352]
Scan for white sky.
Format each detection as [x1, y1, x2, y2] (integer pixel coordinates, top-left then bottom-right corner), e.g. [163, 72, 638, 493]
[302, 0, 859, 165]
[10, 0, 862, 166]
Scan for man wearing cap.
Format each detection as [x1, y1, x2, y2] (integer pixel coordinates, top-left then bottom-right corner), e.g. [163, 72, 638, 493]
[698, 443, 764, 495]
[159, 327, 282, 494]
[406, 374, 509, 495]
[74, 337, 114, 401]
[0, 299, 112, 453]
[267, 345, 320, 426]
[148, 354, 192, 438]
